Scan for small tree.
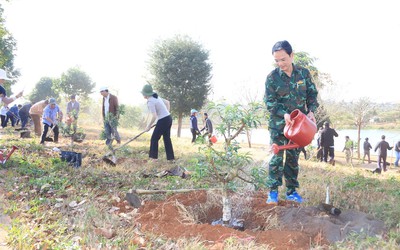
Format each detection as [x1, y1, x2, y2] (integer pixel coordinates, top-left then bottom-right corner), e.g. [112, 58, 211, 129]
[346, 97, 374, 159]
[200, 101, 262, 226]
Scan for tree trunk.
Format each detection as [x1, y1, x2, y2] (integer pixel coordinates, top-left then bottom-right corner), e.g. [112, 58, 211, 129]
[177, 112, 183, 137]
[246, 129, 252, 148]
[222, 185, 231, 225]
[357, 125, 361, 159]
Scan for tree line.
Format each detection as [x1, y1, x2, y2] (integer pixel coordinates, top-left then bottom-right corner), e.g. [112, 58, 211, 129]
[1, 5, 398, 153]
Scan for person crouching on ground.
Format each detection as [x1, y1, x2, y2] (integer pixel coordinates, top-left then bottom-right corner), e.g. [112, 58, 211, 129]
[190, 109, 200, 143]
[40, 98, 63, 144]
[141, 84, 175, 161]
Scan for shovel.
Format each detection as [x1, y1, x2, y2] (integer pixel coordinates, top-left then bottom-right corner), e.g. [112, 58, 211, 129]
[102, 125, 155, 166]
[44, 125, 55, 142]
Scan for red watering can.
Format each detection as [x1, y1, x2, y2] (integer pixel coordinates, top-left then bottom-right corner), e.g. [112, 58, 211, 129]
[271, 109, 317, 154]
[0, 145, 18, 165]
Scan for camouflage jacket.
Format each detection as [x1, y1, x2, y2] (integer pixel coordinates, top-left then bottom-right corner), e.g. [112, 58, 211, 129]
[264, 64, 319, 131]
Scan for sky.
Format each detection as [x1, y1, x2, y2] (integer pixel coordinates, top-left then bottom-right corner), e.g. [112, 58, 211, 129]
[2, 0, 400, 106]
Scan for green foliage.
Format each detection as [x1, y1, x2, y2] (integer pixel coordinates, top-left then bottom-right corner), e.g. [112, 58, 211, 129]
[250, 166, 269, 190]
[0, 5, 20, 93]
[148, 34, 212, 123]
[29, 77, 60, 103]
[198, 102, 262, 187]
[56, 67, 96, 98]
[119, 105, 142, 128]
[201, 142, 252, 185]
[207, 101, 262, 146]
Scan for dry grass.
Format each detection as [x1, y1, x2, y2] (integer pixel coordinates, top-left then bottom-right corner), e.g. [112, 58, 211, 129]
[1, 123, 400, 249]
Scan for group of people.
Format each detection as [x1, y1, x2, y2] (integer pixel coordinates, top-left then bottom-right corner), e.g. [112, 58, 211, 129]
[2, 39, 397, 208]
[315, 120, 398, 173]
[190, 109, 214, 144]
[30, 95, 80, 144]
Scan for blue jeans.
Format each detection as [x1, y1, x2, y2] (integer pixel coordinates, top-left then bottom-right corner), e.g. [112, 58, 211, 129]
[104, 120, 120, 145]
[395, 151, 400, 167]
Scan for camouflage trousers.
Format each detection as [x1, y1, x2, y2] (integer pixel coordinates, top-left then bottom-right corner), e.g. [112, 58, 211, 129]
[267, 129, 300, 192]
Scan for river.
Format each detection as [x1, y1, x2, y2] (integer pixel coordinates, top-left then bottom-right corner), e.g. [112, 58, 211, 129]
[176, 128, 400, 156]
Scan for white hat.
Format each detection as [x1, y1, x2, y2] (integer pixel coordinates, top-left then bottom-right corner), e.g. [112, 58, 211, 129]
[99, 86, 108, 92]
[0, 69, 11, 80]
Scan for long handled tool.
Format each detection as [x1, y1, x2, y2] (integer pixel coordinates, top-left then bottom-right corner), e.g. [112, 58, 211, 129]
[44, 125, 57, 142]
[0, 146, 18, 165]
[102, 125, 155, 166]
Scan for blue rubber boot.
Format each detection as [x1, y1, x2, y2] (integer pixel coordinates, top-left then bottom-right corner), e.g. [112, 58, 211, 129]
[286, 191, 303, 203]
[266, 190, 278, 205]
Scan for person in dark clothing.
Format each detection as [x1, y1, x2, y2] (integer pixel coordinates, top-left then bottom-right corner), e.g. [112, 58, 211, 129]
[300, 147, 307, 159]
[200, 112, 214, 145]
[320, 121, 338, 164]
[18, 103, 32, 129]
[362, 137, 372, 164]
[5, 104, 19, 127]
[190, 109, 200, 143]
[374, 135, 393, 172]
[316, 126, 324, 161]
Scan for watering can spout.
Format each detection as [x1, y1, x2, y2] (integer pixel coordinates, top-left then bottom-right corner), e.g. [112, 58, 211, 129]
[271, 109, 317, 154]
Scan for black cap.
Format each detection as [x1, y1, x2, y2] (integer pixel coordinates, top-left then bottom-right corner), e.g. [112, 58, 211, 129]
[204, 113, 208, 116]
[382, 135, 385, 139]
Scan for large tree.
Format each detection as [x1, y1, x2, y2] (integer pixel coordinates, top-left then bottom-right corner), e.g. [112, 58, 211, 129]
[148, 35, 212, 137]
[29, 77, 60, 103]
[56, 67, 95, 98]
[0, 4, 19, 94]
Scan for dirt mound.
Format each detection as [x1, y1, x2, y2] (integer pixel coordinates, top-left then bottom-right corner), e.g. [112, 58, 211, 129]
[134, 190, 385, 249]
